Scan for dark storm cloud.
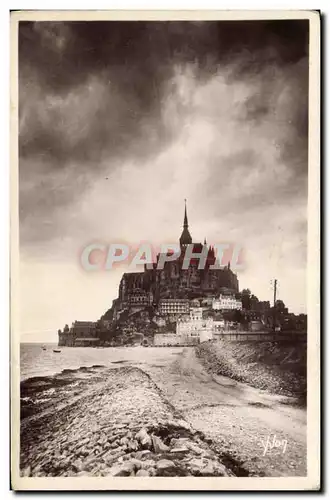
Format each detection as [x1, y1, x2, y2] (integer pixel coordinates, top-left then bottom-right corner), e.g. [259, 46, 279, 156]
[20, 21, 308, 92]
[19, 20, 308, 162]
[19, 20, 309, 246]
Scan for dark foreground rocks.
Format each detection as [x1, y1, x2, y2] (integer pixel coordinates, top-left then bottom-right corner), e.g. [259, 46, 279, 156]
[20, 366, 233, 477]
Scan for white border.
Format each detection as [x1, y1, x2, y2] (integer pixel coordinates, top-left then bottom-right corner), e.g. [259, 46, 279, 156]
[9, 9, 320, 492]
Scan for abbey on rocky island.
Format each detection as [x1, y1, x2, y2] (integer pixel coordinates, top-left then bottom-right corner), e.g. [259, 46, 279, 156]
[109, 201, 239, 322]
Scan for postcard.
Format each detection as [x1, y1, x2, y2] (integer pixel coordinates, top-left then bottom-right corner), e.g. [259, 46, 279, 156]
[10, 9, 320, 491]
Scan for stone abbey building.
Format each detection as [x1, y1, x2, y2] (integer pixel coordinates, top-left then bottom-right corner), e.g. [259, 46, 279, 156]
[110, 202, 239, 321]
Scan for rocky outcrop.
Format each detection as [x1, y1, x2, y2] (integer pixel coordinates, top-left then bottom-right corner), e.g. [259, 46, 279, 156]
[20, 367, 233, 477]
[196, 340, 307, 403]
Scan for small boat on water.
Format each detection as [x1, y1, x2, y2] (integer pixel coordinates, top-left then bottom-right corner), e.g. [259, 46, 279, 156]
[53, 349, 61, 353]
[42, 346, 47, 350]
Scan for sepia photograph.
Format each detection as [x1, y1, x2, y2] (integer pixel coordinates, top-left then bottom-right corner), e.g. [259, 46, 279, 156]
[10, 10, 320, 491]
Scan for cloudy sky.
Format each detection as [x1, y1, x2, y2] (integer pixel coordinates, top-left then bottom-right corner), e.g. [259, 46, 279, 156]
[19, 20, 309, 342]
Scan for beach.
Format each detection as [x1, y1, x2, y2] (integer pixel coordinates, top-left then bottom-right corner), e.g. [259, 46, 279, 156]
[19, 344, 307, 477]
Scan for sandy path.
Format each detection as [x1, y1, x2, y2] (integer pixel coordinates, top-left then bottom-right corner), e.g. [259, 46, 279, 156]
[138, 347, 307, 477]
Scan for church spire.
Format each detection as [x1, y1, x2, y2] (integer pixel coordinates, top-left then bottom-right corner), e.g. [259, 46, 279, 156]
[184, 199, 188, 228]
[179, 199, 192, 246]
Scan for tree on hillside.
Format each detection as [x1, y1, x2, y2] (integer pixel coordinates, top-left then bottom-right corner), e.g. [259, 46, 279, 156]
[275, 299, 286, 313]
[233, 309, 243, 323]
[241, 289, 251, 310]
[250, 294, 259, 311]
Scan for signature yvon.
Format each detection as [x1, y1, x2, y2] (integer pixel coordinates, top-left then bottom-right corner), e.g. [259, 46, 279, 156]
[261, 434, 288, 456]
